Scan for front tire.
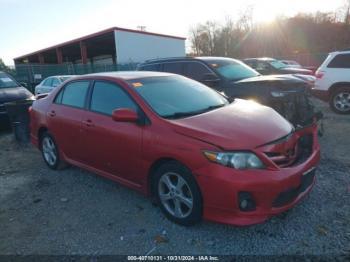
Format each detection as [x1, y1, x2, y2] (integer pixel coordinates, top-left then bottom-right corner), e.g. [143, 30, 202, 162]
[40, 132, 67, 170]
[330, 87, 350, 114]
[152, 161, 202, 226]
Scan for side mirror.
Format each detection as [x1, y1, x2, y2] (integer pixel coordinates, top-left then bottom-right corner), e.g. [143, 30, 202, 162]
[112, 108, 138, 123]
[202, 73, 220, 83]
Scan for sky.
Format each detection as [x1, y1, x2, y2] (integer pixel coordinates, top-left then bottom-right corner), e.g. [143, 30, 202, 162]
[0, 0, 347, 65]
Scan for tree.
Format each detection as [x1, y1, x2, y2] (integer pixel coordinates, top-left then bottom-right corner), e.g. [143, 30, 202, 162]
[0, 58, 16, 75]
[189, 8, 350, 64]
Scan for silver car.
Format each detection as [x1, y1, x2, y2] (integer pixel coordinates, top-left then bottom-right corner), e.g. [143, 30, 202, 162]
[35, 75, 76, 95]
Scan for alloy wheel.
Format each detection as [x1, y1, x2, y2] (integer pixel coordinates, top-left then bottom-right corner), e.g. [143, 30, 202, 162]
[333, 92, 350, 112]
[158, 172, 193, 218]
[42, 136, 57, 166]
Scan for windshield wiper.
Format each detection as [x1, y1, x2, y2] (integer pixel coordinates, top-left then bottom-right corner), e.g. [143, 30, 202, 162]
[163, 104, 227, 119]
[205, 104, 226, 110]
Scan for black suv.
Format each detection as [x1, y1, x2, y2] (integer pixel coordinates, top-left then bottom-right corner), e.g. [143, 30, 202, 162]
[137, 57, 320, 128]
[0, 71, 33, 125]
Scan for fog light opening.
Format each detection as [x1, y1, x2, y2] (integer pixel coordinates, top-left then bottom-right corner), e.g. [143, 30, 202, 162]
[238, 192, 256, 212]
[240, 199, 248, 209]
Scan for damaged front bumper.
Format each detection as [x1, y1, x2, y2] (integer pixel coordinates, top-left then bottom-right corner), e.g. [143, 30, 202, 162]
[195, 123, 320, 226]
[269, 89, 324, 135]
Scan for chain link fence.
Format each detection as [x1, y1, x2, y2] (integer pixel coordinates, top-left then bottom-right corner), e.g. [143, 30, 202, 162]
[13, 62, 138, 93]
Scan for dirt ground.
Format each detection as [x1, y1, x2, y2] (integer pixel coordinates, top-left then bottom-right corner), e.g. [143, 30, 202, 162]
[0, 99, 349, 256]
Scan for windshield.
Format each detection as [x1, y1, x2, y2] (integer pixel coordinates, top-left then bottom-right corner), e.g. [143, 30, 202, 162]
[269, 60, 287, 69]
[0, 72, 19, 89]
[207, 59, 260, 81]
[129, 75, 229, 119]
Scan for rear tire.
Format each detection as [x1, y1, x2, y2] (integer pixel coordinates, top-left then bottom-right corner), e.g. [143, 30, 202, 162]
[152, 161, 202, 226]
[40, 132, 68, 170]
[329, 87, 350, 114]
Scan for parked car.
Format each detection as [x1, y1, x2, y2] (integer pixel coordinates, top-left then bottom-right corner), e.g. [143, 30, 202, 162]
[137, 57, 321, 128]
[35, 75, 76, 95]
[243, 57, 313, 76]
[280, 60, 318, 74]
[30, 72, 320, 226]
[312, 50, 350, 114]
[0, 71, 33, 125]
[280, 60, 302, 68]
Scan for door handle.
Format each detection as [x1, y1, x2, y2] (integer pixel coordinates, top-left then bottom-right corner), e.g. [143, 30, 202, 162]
[48, 110, 56, 117]
[83, 119, 94, 127]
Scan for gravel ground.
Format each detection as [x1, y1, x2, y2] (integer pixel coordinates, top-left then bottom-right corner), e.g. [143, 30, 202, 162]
[0, 99, 349, 256]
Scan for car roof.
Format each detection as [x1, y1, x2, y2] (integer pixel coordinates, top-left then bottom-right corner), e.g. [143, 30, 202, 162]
[47, 75, 77, 78]
[329, 50, 350, 55]
[243, 57, 275, 61]
[75, 71, 174, 80]
[141, 56, 241, 64]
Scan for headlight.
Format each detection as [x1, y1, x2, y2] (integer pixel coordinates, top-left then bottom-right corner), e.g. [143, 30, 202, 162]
[203, 151, 265, 169]
[270, 90, 299, 98]
[271, 91, 286, 97]
[294, 74, 316, 83]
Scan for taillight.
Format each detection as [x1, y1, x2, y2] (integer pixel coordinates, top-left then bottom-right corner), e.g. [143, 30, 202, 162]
[315, 71, 324, 79]
[28, 106, 32, 113]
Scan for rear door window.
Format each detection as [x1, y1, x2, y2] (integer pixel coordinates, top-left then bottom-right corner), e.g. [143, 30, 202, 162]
[327, 54, 350, 68]
[163, 62, 184, 75]
[60, 81, 90, 108]
[184, 62, 212, 81]
[244, 60, 256, 68]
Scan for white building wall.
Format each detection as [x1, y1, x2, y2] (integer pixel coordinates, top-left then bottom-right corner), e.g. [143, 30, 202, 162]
[114, 30, 185, 64]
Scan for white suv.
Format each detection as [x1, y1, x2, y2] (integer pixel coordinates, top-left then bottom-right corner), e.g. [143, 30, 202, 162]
[313, 50, 350, 114]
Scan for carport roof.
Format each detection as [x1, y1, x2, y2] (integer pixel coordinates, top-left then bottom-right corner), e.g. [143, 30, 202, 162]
[14, 27, 186, 60]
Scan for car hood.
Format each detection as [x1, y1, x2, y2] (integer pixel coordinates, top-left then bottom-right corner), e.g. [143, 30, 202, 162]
[234, 74, 308, 91]
[279, 67, 312, 75]
[170, 99, 293, 150]
[235, 74, 304, 84]
[0, 86, 33, 104]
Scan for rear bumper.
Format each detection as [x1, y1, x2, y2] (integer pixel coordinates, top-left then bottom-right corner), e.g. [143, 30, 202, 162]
[311, 88, 329, 102]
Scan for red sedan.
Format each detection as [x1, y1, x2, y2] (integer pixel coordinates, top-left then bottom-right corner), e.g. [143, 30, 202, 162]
[30, 72, 320, 226]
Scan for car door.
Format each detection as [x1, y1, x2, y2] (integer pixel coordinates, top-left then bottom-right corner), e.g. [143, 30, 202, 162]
[184, 62, 221, 90]
[162, 62, 184, 75]
[80, 80, 143, 184]
[47, 80, 91, 161]
[326, 53, 350, 84]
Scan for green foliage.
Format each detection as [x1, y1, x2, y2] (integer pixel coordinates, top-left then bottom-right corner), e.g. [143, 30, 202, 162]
[0, 58, 15, 75]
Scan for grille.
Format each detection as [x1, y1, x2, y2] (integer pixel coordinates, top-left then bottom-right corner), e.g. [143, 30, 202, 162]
[265, 134, 313, 168]
[272, 169, 315, 208]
